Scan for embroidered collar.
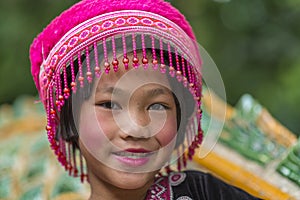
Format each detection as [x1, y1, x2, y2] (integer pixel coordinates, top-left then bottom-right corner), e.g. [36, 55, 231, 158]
[145, 172, 187, 200]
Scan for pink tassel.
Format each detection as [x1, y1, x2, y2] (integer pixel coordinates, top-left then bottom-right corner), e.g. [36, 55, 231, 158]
[68, 142, 73, 176]
[103, 38, 110, 73]
[70, 57, 77, 93]
[167, 43, 175, 77]
[175, 49, 182, 82]
[77, 51, 84, 87]
[132, 33, 139, 68]
[141, 34, 148, 69]
[55, 73, 63, 111]
[122, 33, 129, 70]
[72, 144, 78, 177]
[111, 36, 119, 72]
[63, 65, 70, 99]
[177, 149, 181, 171]
[93, 42, 101, 77]
[159, 39, 166, 73]
[181, 56, 188, 87]
[151, 35, 158, 70]
[85, 47, 93, 83]
[79, 150, 85, 182]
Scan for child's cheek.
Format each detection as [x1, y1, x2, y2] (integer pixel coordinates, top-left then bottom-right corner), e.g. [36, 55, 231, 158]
[154, 117, 178, 147]
[79, 106, 112, 152]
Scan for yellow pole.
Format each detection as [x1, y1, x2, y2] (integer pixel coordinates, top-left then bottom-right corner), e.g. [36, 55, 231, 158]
[193, 149, 295, 200]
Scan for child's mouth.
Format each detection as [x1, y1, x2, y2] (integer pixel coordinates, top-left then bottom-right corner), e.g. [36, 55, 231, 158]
[113, 151, 155, 158]
[112, 149, 156, 167]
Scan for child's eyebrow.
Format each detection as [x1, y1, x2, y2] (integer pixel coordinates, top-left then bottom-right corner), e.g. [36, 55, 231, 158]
[96, 85, 171, 97]
[145, 88, 171, 98]
[96, 86, 126, 96]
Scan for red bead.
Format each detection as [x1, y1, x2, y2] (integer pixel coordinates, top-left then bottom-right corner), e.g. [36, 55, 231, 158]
[142, 58, 148, 64]
[133, 57, 139, 64]
[78, 76, 84, 81]
[63, 88, 70, 93]
[74, 169, 78, 176]
[50, 139, 56, 145]
[176, 71, 182, 75]
[112, 59, 119, 66]
[86, 72, 92, 77]
[169, 66, 175, 71]
[50, 109, 56, 115]
[189, 83, 194, 88]
[81, 174, 85, 183]
[198, 133, 203, 139]
[104, 62, 110, 68]
[70, 82, 76, 87]
[152, 59, 158, 65]
[177, 160, 181, 171]
[123, 57, 129, 64]
[94, 66, 100, 72]
[58, 95, 64, 101]
[46, 125, 52, 131]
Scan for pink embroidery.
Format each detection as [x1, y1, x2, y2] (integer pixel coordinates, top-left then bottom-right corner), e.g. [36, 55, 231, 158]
[155, 22, 167, 30]
[145, 172, 187, 199]
[68, 36, 79, 47]
[141, 18, 153, 25]
[91, 25, 100, 33]
[169, 172, 186, 186]
[115, 18, 126, 26]
[40, 11, 198, 99]
[79, 30, 90, 39]
[146, 176, 171, 200]
[127, 17, 139, 25]
[102, 20, 114, 29]
[58, 45, 68, 57]
[50, 55, 58, 66]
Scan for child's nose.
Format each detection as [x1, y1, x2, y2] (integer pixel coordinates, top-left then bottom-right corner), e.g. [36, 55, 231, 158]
[130, 108, 151, 127]
[115, 108, 152, 139]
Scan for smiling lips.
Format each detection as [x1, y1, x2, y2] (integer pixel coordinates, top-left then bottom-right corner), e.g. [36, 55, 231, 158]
[113, 148, 156, 167]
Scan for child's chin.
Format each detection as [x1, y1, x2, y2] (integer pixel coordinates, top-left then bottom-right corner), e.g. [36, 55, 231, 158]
[112, 170, 157, 190]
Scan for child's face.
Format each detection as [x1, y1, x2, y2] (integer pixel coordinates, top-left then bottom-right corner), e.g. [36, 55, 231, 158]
[78, 53, 178, 189]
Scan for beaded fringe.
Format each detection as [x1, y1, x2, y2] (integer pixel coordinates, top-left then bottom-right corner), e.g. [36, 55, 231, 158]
[45, 33, 203, 182]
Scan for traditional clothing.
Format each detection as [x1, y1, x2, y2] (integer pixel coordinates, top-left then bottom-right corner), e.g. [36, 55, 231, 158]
[146, 171, 259, 200]
[30, 0, 202, 181]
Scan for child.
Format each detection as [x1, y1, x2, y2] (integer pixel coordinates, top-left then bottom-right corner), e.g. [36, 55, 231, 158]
[30, 0, 260, 199]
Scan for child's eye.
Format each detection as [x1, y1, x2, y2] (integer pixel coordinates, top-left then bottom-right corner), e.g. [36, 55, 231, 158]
[148, 103, 168, 111]
[96, 101, 122, 110]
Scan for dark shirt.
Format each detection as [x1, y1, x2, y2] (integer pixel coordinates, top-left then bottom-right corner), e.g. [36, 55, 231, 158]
[145, 170, 261, 200]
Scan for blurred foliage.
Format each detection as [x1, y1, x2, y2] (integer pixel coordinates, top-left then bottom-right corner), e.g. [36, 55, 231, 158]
[0, 0, 299, 135]
[0, 0, 76, 103]
[173, 0, 300, 136]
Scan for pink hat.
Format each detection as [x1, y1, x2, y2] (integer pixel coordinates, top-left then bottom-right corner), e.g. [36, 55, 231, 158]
[30, 0, 203, 182]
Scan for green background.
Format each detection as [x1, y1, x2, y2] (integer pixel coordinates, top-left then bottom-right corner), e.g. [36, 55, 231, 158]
[0, 0, 299, 135]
